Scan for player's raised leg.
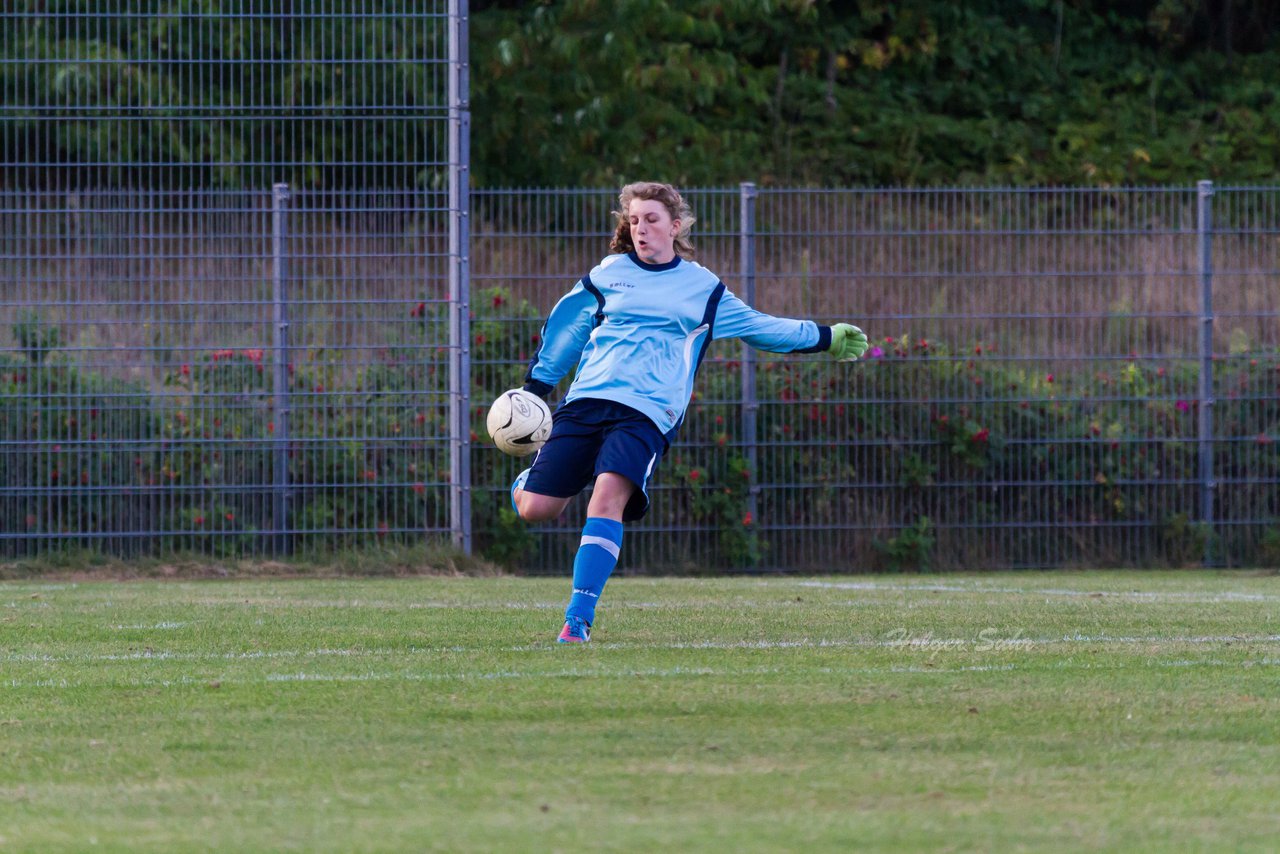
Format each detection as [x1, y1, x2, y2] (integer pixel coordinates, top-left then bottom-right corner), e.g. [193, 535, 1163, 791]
[511, 475, 572, 522]
[510, 468, 530, 512]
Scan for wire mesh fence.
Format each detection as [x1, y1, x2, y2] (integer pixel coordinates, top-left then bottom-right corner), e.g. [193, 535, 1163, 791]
[2, 5, 1277, 571]
[4, 184, 1279, 569]
[1, 2, 452, 190]
[469, 185, 1279, 571]
[0, 2, 465, 559]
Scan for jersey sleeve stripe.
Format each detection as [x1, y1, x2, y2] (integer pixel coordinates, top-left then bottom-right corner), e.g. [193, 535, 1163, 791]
[581, 274, 607, 327]
[665, 282, 727, 441]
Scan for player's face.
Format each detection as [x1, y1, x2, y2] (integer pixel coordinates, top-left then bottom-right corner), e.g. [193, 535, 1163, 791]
[628, 198, 680, 265]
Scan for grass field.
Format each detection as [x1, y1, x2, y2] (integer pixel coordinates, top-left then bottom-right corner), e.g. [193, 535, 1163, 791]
[2, 570, 1278, 852]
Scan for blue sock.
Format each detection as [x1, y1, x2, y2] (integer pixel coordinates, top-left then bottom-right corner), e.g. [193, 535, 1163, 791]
[565, 517, 624, 625]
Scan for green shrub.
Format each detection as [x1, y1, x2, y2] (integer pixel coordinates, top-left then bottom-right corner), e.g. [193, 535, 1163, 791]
[3, 296, 1277, 570]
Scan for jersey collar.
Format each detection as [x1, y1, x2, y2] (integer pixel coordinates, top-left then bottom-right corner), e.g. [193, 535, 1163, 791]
[627, 251, 682, 272]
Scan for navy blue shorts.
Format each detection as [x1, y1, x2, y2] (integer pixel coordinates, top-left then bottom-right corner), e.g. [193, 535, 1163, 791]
[524, 398, 668, 522]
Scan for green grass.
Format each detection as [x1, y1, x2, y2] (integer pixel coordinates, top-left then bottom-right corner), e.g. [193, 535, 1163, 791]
[2, 571, 1278, 853]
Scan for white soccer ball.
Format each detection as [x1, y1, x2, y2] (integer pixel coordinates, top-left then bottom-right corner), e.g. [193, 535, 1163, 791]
[486, 388, 552, 457]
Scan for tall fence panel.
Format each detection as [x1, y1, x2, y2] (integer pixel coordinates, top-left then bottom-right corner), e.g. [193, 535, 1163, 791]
[1210, 187, 1280, 563]
[0, 4, 462, 558]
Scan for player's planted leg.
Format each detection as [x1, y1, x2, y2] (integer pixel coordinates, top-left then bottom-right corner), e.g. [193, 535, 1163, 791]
[558, 516, 623, 643]
[557, 614, 592, 643]
[556, 472, 635, 643]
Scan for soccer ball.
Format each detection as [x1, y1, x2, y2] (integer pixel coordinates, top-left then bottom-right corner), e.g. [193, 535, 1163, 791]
[486, 388, 552, 457]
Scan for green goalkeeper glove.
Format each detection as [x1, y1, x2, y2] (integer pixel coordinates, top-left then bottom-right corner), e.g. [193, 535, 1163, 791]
[828, 323, 869, 362]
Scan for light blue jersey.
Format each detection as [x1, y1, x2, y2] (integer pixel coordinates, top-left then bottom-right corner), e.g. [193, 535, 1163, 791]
[524, 251, 832, 439]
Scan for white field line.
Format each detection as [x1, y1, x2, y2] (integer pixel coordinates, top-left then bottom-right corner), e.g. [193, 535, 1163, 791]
[9, 579, 1275, 612]
[4, 599, 571, 612]
[6, 633, 1280, 665]
[4, 598, 877, 613]
[111, 622, 187, 630]
[595, 634, 1280, 652]
[795, 580, 1280, 603]
[174, 599, 569, 610]
[7, 657, 1280, 691]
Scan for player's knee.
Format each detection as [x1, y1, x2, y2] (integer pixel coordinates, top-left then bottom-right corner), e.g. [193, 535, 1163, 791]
[514, 495, 538, 522]
[515, 492, 561, 523]
[587, 472, 636, 518]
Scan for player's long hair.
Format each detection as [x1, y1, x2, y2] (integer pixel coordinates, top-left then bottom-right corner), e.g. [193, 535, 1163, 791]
[610, 182, 696, 260]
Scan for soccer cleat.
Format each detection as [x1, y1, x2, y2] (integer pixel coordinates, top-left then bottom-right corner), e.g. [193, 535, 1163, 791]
[510, 467, 531, 513]
[557, 615, 591, 644]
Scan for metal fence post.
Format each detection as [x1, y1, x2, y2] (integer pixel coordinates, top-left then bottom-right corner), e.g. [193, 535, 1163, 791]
[448, 0, 472, 552]
[739, 182, 760, 531]
[1196, 180, 1215, 565]
[271, 183, 293, 555]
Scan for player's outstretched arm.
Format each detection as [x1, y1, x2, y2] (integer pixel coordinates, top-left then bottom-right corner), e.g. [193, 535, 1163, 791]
[828, 323, 869, 362]
[522, 281, 599, 398]
[711, 289, 868, 360]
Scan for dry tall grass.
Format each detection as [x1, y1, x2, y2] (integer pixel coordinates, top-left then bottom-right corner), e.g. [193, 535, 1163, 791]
[3, 188, 1277, 385]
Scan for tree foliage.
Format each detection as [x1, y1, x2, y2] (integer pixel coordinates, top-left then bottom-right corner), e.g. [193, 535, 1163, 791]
[1, 1, 441, 188]
[471, 0, 1280, 186]
[4, 1, 1280, 188]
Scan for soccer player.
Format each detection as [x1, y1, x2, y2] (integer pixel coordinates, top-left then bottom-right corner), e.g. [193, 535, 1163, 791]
[511, 181, 869, 643]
